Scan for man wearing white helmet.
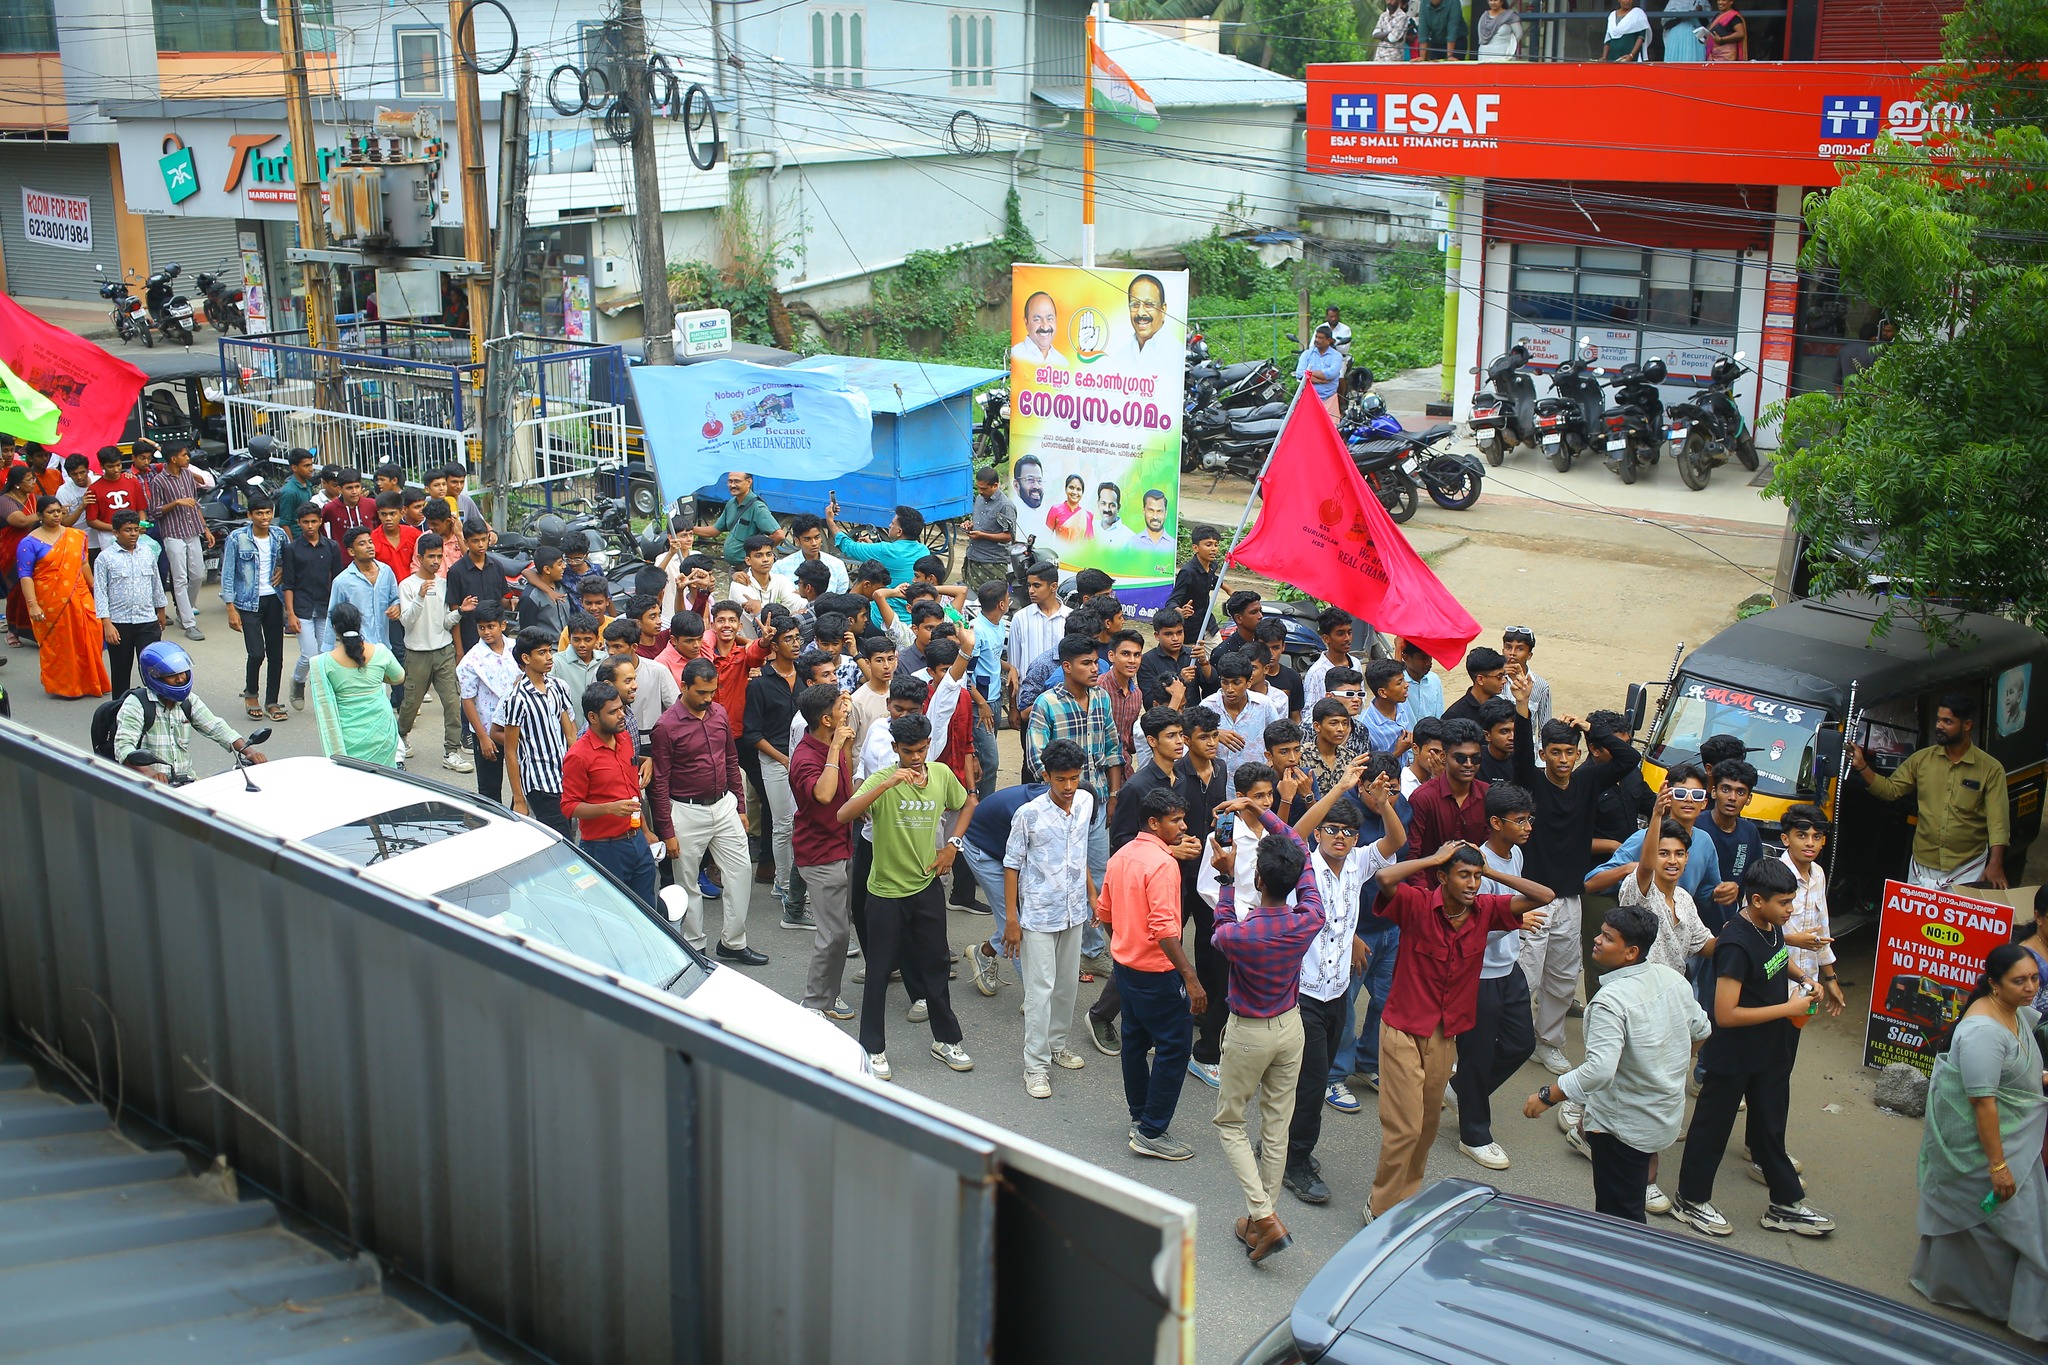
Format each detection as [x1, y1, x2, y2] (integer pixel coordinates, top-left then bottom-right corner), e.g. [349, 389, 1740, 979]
[112, 641, 268, 784]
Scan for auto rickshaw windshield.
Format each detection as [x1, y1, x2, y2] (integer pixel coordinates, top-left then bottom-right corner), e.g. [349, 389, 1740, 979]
[1645, 674, 1826, 798]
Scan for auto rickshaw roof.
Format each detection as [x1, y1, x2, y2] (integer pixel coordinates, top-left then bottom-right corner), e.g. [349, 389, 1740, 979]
[126, 345, 232, 383]
[1681, 593, 2048, 716]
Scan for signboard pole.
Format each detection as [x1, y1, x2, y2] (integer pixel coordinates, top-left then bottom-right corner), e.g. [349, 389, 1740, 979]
[277, 0, 337, 351]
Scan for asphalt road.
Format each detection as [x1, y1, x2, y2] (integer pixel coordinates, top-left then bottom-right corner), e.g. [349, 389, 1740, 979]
[2, 461, 2028, 1361]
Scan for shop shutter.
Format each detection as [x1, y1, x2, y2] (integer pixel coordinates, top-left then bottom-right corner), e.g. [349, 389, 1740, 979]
[1483, 182, 1776, 253]
[1814, 0, 1956, 60]
[144, 215, 243, 280]
[0, 144, 121, 301]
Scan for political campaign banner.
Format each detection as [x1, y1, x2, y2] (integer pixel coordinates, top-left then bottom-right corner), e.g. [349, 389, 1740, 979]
[629, 359, 873, 502]
[1864, 878, 2013, 1074]
[1006, 263, 1186, 614]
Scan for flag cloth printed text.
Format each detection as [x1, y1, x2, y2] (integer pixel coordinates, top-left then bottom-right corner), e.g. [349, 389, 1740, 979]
[0, 295, 145, 455]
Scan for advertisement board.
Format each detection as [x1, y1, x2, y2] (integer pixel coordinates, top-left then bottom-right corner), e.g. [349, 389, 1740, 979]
[1007, 264, 1186, 611]
[1864, 879, 2013, 1073]
[1306, 63, 1964, 186]
[20, 187, 92, 253]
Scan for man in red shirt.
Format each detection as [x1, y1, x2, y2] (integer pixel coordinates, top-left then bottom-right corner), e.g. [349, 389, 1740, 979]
[368, 491, 420, 581]
[84, 447, 148, 562]
[707, 596, 775, 881]
[560, 680, 657, 909]
[320, 468, 376, 543]
[1363, 842, 1553, 1223]
[790, 681, 857, 1018]
[1405, 717, 1491, 881]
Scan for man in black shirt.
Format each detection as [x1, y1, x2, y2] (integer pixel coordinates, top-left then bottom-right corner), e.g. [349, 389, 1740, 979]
[1674, 859, 1836, 1240]
[1519, 715, 1642, 1077]
[1441, 645, 1507, 729]
[742, 613, 807, 930]
[1583, 707, 1656, 995]
[1476, 693, 1532, 785]
[280, 501, 342, 711]
[1138, 608, 1207, 703]
[445, 517, 519, 654]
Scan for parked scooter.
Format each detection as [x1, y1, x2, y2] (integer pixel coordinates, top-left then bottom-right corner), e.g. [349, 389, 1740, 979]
[194, 271, 248, 336]
[1181, 379, 1282, 478]
[143, 261, 197, 347]
[1666, 352, 1759, 491]
[204, 434, 295, 518]
[1005, 533, 1061, 611]
[1187, 334, 1283, 411]
[1467, 345, 1541, 467]
[1599, 357, 1670, 485]
[95, 265, 149, 346]
[1533, 339, 1608, 472]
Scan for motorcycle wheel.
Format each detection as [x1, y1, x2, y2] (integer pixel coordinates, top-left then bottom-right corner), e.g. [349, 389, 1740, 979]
[1548, 444, 1573, 474]
[1479, 436, 1504, 468]
[1180, 442, 1202, 474]
[141, 322, 155, 349]
[1735, 435, 1760, 472]
[1426, 466, 1482, 511]
[1677, 432, 1712, 490]
[1616, 453, 1638, 485]
[1376, 471, 1419, 523]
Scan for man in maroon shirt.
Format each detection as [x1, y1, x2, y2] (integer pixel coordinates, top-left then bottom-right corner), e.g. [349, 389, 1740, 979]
[790, 682, 858, 1018]
[561, 680, 656, 909]
[648, 656, 766, 965]
[1364, 841, 1552, 1223]
[1404, 717, 1490, 881]
[320, 469, 376, 544]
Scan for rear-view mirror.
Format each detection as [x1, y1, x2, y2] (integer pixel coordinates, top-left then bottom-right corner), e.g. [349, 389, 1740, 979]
[1624, 683, 1648, 734]
[1812, 727, 1844, 787]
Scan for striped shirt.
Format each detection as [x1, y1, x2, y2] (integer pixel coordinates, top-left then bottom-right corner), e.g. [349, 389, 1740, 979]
[500, 674, 576, 795]
[144, 466, 203, 539]
[92, 541, 166, 625]
[1006, 601, 1069, 674]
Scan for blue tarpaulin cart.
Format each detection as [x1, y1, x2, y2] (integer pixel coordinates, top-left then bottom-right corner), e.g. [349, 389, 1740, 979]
[691, 355, 1002, 552]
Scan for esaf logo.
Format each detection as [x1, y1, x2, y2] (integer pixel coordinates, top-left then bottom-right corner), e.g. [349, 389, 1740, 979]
[1820, 95, 1881, 144]
[1331, 91, 1499, 136]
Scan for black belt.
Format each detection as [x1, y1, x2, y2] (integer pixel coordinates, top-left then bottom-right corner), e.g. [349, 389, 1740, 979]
[675, 793, 726, 806]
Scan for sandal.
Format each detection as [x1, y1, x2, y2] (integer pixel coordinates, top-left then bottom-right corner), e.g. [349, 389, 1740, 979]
[244, 697, 263, 720]
[266, 704, 289, 722]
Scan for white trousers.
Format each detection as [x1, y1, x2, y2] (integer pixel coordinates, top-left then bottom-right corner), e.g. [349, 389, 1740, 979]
[760, 759, 797, 899]
[1518, 893, 1581, 1050]
[667, 793, 754, 950]
[163, 534, 206, 629]
[1021, 923, 1084, 1073]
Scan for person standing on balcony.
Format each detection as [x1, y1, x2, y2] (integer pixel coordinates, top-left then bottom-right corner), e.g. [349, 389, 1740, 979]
[1604, 0, 1652, 61]
[1373, 0, 1414, 61]
[1662, 0, 1708, 59]
[1476, 0, 1522, 60]
[1416, 0, 1465, 60]
[1701, 0, 1747, 60]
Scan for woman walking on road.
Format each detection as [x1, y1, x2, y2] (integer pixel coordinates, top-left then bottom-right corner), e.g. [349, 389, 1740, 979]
[309, 601, 405, 766]
[14, 495, 108, 699]
[1913, 943, 2048, 1343]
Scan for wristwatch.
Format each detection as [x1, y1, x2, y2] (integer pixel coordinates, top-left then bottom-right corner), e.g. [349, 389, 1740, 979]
[947, 836, 967, 853]
[1538, 1084, 1558, 1106]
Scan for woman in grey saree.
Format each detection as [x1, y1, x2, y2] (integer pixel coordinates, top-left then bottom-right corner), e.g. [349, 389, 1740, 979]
[1914, 943, 2048, 1342]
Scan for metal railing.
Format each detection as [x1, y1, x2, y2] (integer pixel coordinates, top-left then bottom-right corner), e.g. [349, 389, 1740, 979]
[0, 724, 1195, 1365]
[1190, 310, 1292, 368]
[1406, 8, 1792, 62]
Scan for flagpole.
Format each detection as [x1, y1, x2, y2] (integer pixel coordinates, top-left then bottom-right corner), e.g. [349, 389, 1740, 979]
[1203, 380, 1312, 638]
[1083, 3, 1100, 269]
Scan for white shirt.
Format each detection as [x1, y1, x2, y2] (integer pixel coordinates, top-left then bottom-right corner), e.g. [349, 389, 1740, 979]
[732, 570, 807, 624]
[399, 574, 460, 651]
[1478, 842, 1528, 978]
[771, 549, 850, 595]
[250, 527, 277, 597]
[1010, 339, 1072, 368]
[56, 478, 89, 522]
[1217, 691, 1277, 791]
[1782, 853, 1836, 983]
[1300, 843, 1395, 1001]
[1618, 872, 1713, 976]
[1007, 602, 1070, 673]
[1302, 653, 1363, 711]
[1003, 789, 1097, 932]
[1401, 762, 1427, 800]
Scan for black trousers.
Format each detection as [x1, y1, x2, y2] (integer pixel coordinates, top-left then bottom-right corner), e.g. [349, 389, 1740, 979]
[859, 881, 961, 1056]
[107, 620, 161, 695]
[1453, 970, 1537, 1147]
[472, 729, 505, 804]
[238, 595, 285, 705]
[1286, 991, 1351, 1167]
[1677, 1056, 1802, 1206]
[1588, 1130, 1654, 1223]
[850, 835, 873, 957]
[523, 789, 573, 841]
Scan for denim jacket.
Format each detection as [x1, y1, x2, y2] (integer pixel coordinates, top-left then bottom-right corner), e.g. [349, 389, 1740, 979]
[219, 525, 284, 610]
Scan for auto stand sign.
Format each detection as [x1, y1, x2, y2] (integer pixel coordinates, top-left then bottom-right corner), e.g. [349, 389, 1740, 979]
[1864, 879, 2012, 1073]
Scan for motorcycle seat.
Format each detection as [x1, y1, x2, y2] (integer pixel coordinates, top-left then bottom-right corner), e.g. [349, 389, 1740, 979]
[1411, 423, 1455, 443]
[1216, 359, 1267, 385]
[1349, 437, 1416, 459]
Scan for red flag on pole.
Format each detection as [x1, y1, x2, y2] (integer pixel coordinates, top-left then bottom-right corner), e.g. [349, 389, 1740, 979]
[1227, 387, 1479, 670]
[0, 294, 147, 458]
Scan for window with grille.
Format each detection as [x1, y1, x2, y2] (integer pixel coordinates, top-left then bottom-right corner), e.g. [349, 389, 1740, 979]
[950, 12, 993, 87]
[810, 8, 864, 87]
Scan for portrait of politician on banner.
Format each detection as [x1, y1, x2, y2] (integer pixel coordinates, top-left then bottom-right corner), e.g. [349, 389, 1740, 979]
[1006, 264, 1187, 609]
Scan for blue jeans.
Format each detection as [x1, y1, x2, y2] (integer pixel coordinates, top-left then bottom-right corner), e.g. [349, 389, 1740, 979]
[1115, 962, 1192, 1140]
[1083, 804, 1109, 959]
[580, 833, 658, 912]
[960, 841, 1008, 956]
[1333, 923, 1400, 1082]
[972, 712, 999, 797]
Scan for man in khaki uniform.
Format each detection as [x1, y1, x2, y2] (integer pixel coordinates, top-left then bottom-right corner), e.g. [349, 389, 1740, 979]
[1850, 691, 2009, 890]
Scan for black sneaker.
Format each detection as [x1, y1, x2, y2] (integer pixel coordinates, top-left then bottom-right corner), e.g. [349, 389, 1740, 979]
[1760, 1202, 1835, 1237]
[1089, 1016, 1121, 1056]
[1283, 1164, 1330, 1205]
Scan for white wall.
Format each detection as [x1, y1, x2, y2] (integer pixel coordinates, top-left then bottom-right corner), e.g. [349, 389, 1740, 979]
[55, 0, 158, 137]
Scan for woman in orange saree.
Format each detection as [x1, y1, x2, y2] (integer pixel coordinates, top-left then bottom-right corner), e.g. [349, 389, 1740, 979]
[16, 496, 110, 699]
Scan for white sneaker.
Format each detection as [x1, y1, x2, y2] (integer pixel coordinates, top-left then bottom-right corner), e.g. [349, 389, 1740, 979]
[1554, 1099, 1583, 1135]
[1187, 1058, 1220, 1089]
[907, 998, 930, 1023]
[1459, 1141, 1511, 1171]
[1672, 1197, 1734, 1238]
[1324, 1082, 1360, 1113]
[1538, 1045, 1571, 1075]
[1050, 1049, 1086, 1070]
[1025, 1070, 1052, 1099]
[442, 749, 474, 774]
[931, 1041, 973, 1072]
[1563, 1124, 1591, 1161]
[867, 1052, 891, 1081]
[397, 734, 413, 760]
[1644, 1183, 1673, 1216]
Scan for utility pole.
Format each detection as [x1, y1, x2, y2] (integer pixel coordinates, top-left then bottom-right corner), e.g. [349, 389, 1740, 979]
[620, 0, 676, 364]
[1081, 3, 1098, 269]
[451, 0, 493, 369]
[482, 62, 532, 531]
[276, 0, 335, 349]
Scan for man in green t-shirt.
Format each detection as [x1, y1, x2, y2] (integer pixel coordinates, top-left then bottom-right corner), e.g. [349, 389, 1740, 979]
[695, 471, 784, 569]
[838, 712, 978, 1080]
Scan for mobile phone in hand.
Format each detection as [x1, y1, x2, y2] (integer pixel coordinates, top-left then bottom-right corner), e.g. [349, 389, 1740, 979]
[1215, 812, 1236, 846]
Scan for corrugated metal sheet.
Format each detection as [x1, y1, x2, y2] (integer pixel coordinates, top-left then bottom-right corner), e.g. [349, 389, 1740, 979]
[0, 723, 1193, 1365]
[0, 1055, 496, 1363]
[1035, 19, 1305, 110]
[1484, 181, 1778, 252]
[1814, 0, 1957, 60]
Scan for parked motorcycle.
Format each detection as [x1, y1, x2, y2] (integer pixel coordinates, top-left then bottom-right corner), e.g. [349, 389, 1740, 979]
[1181, 380, 1283, 478]
[1467, 345, 1541, 467]
[1666, 352, 1759, 491]
[1599, 357, 1670, 485]
[1345, 419, 1481, 518]
[1005, 533, 1061, 611]
[143, 261, 197, 347]
[973, 382, 1010, 467]
[204, 434, 295, 518]
[194, 271, 248, 336]
[1533, 340, 1609, 472]
[95, 265, 149, 346]
[1187, 334, 1282, 411]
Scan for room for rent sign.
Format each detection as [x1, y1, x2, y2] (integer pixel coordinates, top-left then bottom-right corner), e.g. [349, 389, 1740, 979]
[20, 188, 92, 253]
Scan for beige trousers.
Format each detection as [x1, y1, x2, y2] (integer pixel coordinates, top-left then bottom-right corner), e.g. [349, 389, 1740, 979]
[1368, 1022, 1458, 1219]
[1213, 1008, 1304, 1222]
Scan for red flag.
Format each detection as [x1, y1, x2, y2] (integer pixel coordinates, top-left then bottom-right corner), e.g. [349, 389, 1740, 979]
[1227, 387, 1478, 670]
[0, 294, 147, 458]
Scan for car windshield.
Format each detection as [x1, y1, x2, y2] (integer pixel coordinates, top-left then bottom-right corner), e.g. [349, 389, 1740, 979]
[439, 842, 701, 993]
[1647, 675, 1826, 798]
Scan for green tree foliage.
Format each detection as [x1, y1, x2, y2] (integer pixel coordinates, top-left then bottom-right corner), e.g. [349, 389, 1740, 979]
[1112, 0, 1364, 76]
[1768, 0, 2048, 633]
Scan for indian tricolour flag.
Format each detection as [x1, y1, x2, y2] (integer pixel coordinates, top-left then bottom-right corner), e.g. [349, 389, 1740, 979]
[1089, 42, 1158, 131]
